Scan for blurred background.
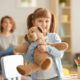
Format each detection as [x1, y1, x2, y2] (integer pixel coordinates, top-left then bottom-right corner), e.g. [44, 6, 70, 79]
[0, 0, 80, 71]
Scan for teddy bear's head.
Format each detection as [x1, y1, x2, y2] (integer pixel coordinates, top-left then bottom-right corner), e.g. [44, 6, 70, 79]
[25, 26, 44, 42]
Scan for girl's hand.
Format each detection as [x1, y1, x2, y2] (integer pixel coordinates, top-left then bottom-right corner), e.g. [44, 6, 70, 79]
[37, 45, 46, 52]
[13, 49, 19, 55]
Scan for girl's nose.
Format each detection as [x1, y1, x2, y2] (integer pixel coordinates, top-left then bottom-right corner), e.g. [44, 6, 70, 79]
[42, 22, 46, 28]
[6, 23, 9, 26]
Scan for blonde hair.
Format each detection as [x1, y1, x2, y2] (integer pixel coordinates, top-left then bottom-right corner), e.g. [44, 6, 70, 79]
[27, 8, 55, 32]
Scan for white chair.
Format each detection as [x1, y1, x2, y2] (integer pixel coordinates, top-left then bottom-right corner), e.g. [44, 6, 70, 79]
[1, 55, 24, 80]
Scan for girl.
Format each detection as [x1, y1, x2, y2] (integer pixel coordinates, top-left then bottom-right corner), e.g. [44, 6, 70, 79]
[26, 8, 64, 80]
[14, 8, 64, 80]
[0, 16, 18, 58]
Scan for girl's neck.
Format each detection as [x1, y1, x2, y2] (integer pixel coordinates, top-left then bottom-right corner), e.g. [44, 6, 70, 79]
[1, 31, 11, 36]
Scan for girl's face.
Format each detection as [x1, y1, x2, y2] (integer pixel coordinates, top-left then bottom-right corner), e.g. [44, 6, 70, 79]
[32, 17, 51, 33]
[2, 18, 13, 32]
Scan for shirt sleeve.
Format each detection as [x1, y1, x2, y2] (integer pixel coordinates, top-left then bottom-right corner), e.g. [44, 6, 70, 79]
[53, 33, 61, 42]
[45, 33, 64, 58]
[27, 41, 38, 53]
[46, 45, 64, 58]
[23, 41, 38, 62]
[25, 41, 38, 59]
[10, 35, 18, 48]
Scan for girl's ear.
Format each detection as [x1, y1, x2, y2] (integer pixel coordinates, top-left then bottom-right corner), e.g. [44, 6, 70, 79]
[24, 34, 28, 41]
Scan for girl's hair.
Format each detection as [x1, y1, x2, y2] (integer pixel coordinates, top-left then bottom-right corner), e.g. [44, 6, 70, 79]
[27, 8, 55, 32]
[0, 15, 16, 33]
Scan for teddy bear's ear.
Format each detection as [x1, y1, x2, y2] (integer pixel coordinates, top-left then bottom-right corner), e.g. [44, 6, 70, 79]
[24, 34, 28, 41]
[37, 26, 43, 33]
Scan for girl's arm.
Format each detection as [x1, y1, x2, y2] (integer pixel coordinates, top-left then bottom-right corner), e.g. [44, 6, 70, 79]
[13, 43, 28, 54]
[46, 33, 64, 58]
[26, 41, 38, 55]
[23, 41, 38, 62]
[46, 45, 64, 58]
[47, 42, 68, 51]
[13, 39, 38, 55]
[0, 47, 13, 58]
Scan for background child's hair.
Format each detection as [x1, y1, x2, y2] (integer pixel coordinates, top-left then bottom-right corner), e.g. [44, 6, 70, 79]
[73, 53, 80, 68]
[27, 8, 55, 33]
[0, 15, 16, 33]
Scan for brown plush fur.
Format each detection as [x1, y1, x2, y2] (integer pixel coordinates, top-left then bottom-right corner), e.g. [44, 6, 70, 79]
[16, 26, 68, 76]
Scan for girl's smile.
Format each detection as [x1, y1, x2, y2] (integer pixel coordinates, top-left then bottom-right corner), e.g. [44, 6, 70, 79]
[32, 17, 51, 33]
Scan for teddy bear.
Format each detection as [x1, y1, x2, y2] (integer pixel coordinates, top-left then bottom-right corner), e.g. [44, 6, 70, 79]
[16, 26, 68, 76]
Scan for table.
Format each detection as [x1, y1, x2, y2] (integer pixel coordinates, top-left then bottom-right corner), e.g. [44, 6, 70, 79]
[63, 74, 80, 80]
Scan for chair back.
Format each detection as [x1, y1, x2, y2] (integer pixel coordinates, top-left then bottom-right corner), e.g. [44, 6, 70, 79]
[1, 55, 23, 80]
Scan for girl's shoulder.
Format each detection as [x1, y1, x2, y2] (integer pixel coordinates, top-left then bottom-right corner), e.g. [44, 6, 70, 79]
[47, 33, 61, 42]
[0, 32, 6, 38]
[0, 32, 16, 38]
[47, 32, 59, 37]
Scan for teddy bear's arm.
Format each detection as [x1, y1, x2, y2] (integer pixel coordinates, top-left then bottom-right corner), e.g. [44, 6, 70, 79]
[13, 44, 28, 54]
[47, 42, 68, 51]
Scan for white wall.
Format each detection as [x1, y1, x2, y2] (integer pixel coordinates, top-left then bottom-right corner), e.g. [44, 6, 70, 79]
[71, 0, 80, 53]
[0, 0, 50, 36]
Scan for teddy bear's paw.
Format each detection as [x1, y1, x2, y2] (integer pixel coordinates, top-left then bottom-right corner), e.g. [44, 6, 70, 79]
[17, 64, 40, 76]
[17, 65, 27, 75]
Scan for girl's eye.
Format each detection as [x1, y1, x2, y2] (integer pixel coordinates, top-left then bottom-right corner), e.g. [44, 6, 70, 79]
[38, 20, 42, 23]
[46, 20, 49, 23]
[31, 31, 34, 33]
[10, 21, 13, 24]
